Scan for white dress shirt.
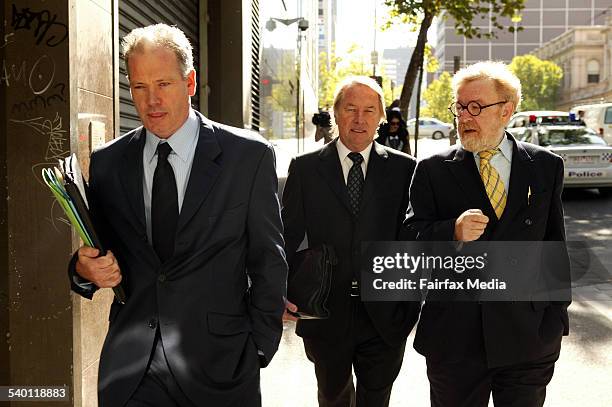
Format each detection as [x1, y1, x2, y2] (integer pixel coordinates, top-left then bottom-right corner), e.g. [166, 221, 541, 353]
[336, 139, 373, 184]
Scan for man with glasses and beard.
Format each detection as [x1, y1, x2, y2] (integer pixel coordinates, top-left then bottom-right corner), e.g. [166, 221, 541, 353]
[404, 61, 570, 407]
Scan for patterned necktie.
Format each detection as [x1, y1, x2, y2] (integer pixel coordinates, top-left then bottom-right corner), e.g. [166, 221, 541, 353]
[152, 142, 178, 262]
[347, 152, 364, 216]
[478, 149, 507, 219]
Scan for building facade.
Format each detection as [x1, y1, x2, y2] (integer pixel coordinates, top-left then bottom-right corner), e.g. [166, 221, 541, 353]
[260, 0, 319, 159]
[318, 0, 338, 70]
[434, 0, 612, 74]
[532, 17, 612, 110]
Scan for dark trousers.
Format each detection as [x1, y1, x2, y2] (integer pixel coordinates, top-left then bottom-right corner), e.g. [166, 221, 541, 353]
[426, 350, 559, 407]
[126, 331, 197, 407]
[303, 299, 407, 407]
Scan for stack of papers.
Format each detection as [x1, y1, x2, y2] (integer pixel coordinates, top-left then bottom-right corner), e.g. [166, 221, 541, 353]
[42, 154, 126, 304]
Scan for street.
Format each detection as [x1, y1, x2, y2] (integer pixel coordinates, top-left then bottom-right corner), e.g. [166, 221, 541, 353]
[263, 137, 612, 407]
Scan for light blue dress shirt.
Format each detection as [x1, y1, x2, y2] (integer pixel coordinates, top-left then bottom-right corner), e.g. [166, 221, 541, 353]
[473, 134, 513, 192]
[142, 108, 200, 244]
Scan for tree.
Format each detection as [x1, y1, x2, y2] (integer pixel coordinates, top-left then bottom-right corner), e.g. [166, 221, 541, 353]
[509, 55, 563, 111]
[319, 44, 369, 108]
[421, 71, 453, 123]
[319, 44, 396, 109]
[270, 51, 298, 111]
[384, 0, 525, 120]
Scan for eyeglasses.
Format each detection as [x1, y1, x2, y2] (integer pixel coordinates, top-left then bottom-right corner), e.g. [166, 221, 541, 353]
[448, 100, 507, 117]
[389, 121, 400, 125]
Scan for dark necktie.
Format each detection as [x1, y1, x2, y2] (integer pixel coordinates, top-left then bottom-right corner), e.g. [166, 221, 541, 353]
[389, 135, 399, 149]
[152, 142, 178, 263]
[347, 152, 364, 216]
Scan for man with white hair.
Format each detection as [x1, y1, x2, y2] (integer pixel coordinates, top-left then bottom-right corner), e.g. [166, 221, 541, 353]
[405, 61, 570, 407]
[282, 76, 420, 407]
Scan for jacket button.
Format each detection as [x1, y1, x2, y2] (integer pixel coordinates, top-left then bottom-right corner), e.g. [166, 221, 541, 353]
[158, 274, 166, 283]
[148, 318, 157, 329]
[524, 218, 533, 226]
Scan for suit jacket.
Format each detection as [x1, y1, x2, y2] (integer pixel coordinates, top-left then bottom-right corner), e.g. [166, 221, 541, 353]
[405, 132, 570, 368]
[282, 140, 420, 346]
[69, 112, 287, 407]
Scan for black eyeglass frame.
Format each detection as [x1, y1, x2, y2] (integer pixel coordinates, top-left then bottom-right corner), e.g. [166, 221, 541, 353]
[448, 100, 507, 117]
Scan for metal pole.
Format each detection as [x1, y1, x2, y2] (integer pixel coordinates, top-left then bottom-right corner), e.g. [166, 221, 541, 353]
[373, 2, 377, 75]
[296, 28, 301, 153]
[414, 61, 424, 158]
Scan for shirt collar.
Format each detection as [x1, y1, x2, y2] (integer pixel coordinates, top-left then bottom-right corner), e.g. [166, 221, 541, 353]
[496, 134, 513, 161]
[336, 138, 373, 163]
[144, 108, 199, 164]
[472, 132, 513, 161]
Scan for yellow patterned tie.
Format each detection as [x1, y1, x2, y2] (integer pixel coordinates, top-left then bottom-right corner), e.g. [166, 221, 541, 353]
[478, 149, 507, 219]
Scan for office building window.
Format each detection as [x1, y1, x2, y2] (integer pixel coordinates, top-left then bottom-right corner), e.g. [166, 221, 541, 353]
[587, 60, 600, 83]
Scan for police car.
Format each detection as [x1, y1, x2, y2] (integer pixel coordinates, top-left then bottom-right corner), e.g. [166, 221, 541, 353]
[507, 111, 612, 196]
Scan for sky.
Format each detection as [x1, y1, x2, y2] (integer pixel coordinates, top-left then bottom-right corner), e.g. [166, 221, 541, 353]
[262, 0, 437, 58]
[335, 0, 420, 54]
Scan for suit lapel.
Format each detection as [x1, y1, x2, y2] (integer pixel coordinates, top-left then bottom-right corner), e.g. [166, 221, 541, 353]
[119, 128, 147, 234]
[492, 134, 533, 239]
[176, 113, 222, 233]
[360, 142, 388, 212]
[445, 147, 498, 223]
[316, 140, 352, 214]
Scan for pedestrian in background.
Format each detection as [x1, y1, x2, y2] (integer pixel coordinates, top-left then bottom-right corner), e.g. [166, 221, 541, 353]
[313, 109, 334, 144]
[376, 108, 410, 153]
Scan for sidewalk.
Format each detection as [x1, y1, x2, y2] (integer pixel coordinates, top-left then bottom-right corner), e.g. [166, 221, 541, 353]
[264, 135, 612, 406]
[261, 300, 611, 407]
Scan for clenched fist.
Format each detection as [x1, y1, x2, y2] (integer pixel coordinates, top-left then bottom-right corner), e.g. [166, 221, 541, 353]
[454, 209, 489, 242]
[75, 247, 122, 288]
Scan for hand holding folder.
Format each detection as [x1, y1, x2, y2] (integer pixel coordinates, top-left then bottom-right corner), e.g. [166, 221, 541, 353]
[42, 154, 127, 304]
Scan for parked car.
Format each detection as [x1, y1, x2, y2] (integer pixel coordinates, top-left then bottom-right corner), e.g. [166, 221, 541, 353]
[407, 117, 452, 140]
[511, 114, 612, 196]
[570, 102, 612, 145]
[507, 110, 571, 139]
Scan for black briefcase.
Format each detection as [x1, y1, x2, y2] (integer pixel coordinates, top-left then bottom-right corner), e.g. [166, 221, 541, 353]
[287, 244, 337, 319]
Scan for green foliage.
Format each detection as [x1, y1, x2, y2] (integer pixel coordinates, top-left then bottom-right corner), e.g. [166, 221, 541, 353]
[385, 0, 525, 39]
[383, 0, 526, 117]
[421, 71, 454, 123]
[424, 44, 439, 73]
[319, 44, 369, 108]
[270, 52, 298, 111]
[509, 55, 563, 111]
[318, 44, 395, 109]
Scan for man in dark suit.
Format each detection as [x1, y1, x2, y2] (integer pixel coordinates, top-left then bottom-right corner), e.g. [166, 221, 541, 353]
[69, 24, 286, 407]
[282, 76, 420, 407]
[405, 61, 570, 407]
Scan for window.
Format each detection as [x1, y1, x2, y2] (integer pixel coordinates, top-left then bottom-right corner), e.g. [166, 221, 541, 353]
[587, 60, 600, 84]
[605, 107, 612, 124]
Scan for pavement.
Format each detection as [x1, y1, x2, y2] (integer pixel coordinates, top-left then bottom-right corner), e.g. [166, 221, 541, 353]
[261, 135, 612, 407]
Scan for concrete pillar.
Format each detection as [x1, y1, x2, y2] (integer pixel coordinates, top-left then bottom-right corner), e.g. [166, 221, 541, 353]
[1, 0, 115, 405]
[1, 2, 74, 405]
[206, 0, 251, 128]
